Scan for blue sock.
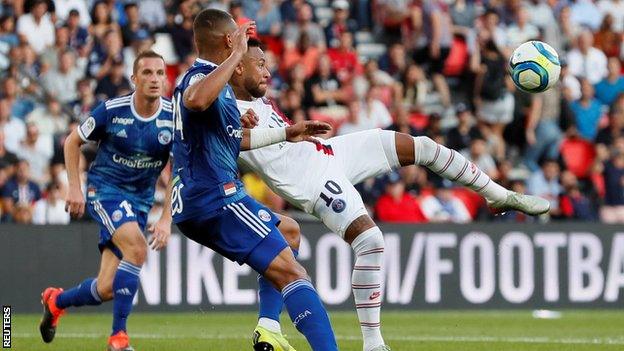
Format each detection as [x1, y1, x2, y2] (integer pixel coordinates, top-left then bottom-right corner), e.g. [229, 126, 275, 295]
[112, 261, 141, 335]
[282, 279, 337, 351]
[56, 278, 102, 309]
[257, 249, 299, 324]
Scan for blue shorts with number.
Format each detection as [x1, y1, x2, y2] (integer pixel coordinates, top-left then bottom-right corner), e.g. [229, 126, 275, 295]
[86, 198, 148, 259]
[176, 195, 288, 273]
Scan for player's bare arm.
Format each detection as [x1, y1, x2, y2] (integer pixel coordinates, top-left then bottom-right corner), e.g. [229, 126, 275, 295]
[183, 21, 256, 112]
[239, 120, 332, 150]
[64, 129, 86, 218]
[149, 160, 173, 251]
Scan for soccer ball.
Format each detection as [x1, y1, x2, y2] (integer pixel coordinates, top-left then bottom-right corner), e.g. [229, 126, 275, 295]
[509, 41, 561, 93]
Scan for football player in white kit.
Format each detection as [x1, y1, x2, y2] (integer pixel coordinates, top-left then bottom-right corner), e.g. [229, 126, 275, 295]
[233, 39, 550, 351]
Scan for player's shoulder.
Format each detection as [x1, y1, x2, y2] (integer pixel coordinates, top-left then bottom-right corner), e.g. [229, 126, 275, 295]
[161, 97, 173, 114]
[180, 63, 217, 89]
[104, 94, 133, 111]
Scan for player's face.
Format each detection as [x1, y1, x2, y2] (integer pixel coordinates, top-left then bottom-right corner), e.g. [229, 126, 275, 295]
[132, 57, 166, 99]
[243, 47, 271, 98]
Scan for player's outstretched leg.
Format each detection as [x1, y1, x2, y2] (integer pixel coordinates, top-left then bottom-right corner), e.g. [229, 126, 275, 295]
[107, 223, 147, 351]
[390, 132, 550, 215]
[40, 249, 119, 343]
[254, 216, 300, 351]
[261, 248, 338, 351]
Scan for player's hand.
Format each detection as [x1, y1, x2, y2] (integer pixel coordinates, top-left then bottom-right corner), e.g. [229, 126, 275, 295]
[64, 186, 85, 218]
[286, 120, 332, 143]
[241, 108, 259, 128]
[231, 21, 256, 57]
[148, 217, 171, 251]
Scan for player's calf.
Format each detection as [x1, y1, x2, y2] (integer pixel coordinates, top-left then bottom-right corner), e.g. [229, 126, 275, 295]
[263, 249, 338, 351]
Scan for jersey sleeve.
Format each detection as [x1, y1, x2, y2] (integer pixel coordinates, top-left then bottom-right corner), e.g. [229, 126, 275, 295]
[77, 101, 108, 142]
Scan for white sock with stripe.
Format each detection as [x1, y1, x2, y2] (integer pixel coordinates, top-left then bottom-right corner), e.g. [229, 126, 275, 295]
[351, 227, 385, 351]
[413, 136, 508, 203]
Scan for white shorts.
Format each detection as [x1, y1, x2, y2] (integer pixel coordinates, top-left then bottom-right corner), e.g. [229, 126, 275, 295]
[311, 129, 397, 236]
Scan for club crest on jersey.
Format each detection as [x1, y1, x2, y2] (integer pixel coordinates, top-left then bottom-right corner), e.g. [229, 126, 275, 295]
[258, 209, 271, 222]
[112, 210, 123, 222]
[81, 116, 96, 138]
[331, 198, 346, 213]
[158, 130, 172, 145]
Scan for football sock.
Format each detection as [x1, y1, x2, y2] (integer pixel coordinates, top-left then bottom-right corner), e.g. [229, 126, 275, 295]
[414, 136, 508, 203]
[56, 278, 102, 308]
[282, 279, 337, 351]
[257, 249, 298, 331]
[112, 261, 141, 335]
[351, 227, 386, 351]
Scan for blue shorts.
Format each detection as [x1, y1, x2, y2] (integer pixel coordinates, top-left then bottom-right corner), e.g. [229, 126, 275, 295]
[86, 199, 148, 259]
[177, 196, 288, 273]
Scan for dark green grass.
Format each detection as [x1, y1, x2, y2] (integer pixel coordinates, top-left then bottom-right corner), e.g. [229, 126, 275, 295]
[10, 310, 624, 350]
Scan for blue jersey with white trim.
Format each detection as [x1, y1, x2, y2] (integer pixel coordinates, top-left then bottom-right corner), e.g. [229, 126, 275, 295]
[78, 93, 173, 212]
[171, 59, 246, 223]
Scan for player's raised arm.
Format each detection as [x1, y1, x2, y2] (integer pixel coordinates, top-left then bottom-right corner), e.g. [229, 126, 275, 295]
[183, 13, 255, 112]
[240, 120, 332, 150]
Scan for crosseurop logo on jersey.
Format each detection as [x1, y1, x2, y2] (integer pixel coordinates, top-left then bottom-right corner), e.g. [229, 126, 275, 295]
[158, 130, 172, 145]
[112, 154, 163, 169]
[80, 116, 96, 138]
[226, 125, 243, 139]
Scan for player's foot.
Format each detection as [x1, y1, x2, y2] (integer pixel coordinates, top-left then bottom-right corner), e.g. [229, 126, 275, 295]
[252, 326, 297, 351]
[39, 287, 65, 343]
[107, 331, 134, 351]
[488, 191, 550, 216]
[370, 346, 392, 351]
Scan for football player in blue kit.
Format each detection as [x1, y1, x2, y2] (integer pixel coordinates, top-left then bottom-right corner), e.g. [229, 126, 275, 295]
[39, 51, 174, 351]
[171, 9, 338, 351]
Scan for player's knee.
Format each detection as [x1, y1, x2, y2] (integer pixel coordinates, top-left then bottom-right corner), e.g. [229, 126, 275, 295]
[96, 281, 114, 301]
[122, 241, 147, 265]
[279, 217, 301, 251]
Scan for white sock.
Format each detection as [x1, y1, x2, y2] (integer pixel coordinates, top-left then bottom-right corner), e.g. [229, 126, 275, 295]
[257, 317, 281, 333]
[413, 136, 508, 203]
[351, 227, 386, 351]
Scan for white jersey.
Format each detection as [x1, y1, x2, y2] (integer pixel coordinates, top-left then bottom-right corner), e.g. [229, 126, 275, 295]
[238, 98, 333, 212]
[237, 98, 397, 236]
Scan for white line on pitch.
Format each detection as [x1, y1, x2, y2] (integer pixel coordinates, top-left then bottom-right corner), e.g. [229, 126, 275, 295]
[12, 333, 624, 345]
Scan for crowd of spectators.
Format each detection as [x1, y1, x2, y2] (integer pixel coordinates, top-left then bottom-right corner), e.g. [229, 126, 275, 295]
[1, 0, 624, 225]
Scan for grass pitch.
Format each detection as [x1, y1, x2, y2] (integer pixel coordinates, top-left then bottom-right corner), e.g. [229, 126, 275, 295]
[10, 310, 624, 350]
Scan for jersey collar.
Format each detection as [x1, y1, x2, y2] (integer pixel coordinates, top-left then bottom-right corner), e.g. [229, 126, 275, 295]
[130, 92, 162, 122]
[195, 57, 218, 67]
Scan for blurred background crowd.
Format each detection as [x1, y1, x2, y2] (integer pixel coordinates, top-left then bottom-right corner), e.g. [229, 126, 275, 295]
[0, 0, 623, 225]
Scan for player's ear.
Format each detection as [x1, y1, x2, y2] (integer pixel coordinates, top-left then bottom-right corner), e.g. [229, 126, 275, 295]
[130, 74, 137, 86]
[234, 63, 243, 76]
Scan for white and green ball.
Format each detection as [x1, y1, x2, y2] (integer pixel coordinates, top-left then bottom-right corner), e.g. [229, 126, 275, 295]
[509, 41, 561, 93]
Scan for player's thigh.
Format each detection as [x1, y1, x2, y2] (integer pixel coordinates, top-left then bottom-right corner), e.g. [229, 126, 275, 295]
[96, 248, 121, 300]
[329, 128, 397, 185]
[111, 221, 148, 261]
[86, 198, 148, 260]
[177, 196, 289, 274]
[312, 171, 369, 238]
[276, 214, 301, 251]
[262, 247, 307, 290]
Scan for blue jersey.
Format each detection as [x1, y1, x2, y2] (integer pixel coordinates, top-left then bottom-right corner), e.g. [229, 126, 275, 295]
[78, 93, 173, 212]
[171, 58, 246, 223]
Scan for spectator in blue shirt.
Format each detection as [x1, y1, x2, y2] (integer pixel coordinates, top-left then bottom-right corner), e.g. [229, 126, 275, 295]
[601, 151, 624, 223]
[569, 79, 604, 140]
[527, 159, 562, 216]
[594, 57, 624, 106]
[0, 159, 41, 222]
